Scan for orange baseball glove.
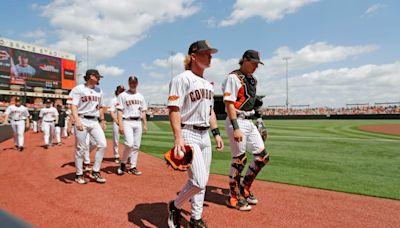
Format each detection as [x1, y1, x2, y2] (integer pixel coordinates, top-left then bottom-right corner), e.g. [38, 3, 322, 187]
[164, 145, 193, 171]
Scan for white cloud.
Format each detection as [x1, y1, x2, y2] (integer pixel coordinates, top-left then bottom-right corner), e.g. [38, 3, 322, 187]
[205, 17, 217, 28]
[96, 64, 125, 77]
[38, 0, 200, 63]
[363, 3, 386, 16]
[264, 42, 379, 76]
[22, 29, 47, 45]
[139, 82, 171, 106]
[219, 0, 319, 27]
[23, 29, 46, 39]
[139, 42, 389, 107]
[148, 72, 166, 79]
[281, 62, 400, 107]
[144, 52, 186, 78]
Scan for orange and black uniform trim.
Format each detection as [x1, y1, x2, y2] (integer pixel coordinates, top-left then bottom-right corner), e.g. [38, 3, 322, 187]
[231, 70, 257, 111]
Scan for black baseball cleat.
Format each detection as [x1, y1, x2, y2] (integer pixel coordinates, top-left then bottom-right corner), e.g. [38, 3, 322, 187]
[167, 200, 182, 228]
[128, 167, 142, 176]
[17, 146, 24, 151]
[240, 185, 258, 205]
[189, 218, 208, 228]
[117, 163, 126, 175]
[89, 171, 106, 183]
[44, 145, 49, 149]
[117, 168, 125, 176]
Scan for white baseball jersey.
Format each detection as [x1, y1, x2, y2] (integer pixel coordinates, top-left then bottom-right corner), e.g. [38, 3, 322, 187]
[67, 84, 104, 117]
[39, 107, 59, 121]
[167, 70, 214, 127]
[222, 73, 242, 103]
[116, 91, 147, 118]
[5, 105, 30, 121]
[109, 97, 119, 116]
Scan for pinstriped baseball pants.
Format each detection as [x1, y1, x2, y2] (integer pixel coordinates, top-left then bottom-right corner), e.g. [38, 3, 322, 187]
[174, 128, 212, 220]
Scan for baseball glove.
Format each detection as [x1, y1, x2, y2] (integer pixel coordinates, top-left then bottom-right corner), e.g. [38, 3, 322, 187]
[164, 145, 193, 171]
[256, 119, 268, 141]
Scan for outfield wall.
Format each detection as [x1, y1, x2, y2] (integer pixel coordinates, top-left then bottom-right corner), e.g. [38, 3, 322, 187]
[0, 125, 14, 143]
[263, 114, 400, 120]
[145, 114, 400, 121]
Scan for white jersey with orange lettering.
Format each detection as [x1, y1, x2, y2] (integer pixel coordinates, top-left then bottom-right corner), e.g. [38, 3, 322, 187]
[5, 105, 30, 148]
[67, 84, 103, 117]
[116, 91, 147, 118]
[5, 105, 30, 121]
[67, 83, 107, 178]
[116, 91, 147, 169]
[39, 107, 59, 146]
[39, 107, 59, 122]
[167, 70, 214, 127]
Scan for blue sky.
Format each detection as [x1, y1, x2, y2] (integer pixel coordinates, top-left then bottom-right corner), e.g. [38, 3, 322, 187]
[1, 0, 399, 107]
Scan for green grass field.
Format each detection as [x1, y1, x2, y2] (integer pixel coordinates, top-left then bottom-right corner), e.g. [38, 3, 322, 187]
[105, 119, 400, 200]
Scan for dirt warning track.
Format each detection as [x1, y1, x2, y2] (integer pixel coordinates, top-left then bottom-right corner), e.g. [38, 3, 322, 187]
[1, 131, 399, 227]
[358, 124, 400, 136]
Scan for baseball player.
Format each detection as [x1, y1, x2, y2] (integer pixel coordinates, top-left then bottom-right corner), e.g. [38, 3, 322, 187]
[2, 97, 30, 151]
[67, 69, 107, 184]
[39, 99, 59, 149]
[222, 50, 270, 211]
[116, 77, 147, 176]
[109, 85, 125, 164]
[31, 108, 40, 133]
[64, 105, 72, 137]
[54, 105, 67, 145]
[167, 40, 224, 228]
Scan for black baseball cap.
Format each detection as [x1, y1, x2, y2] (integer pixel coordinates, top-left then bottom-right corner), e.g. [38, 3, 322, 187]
[188, 40, 218, 55]
[85, 69, 103, 78]
[45, 99, 52, 103]
[15, 97, 21, 102]
[116, 85, 125, 91]
[128, 76, 138, 83]
[242, 50, 264, 65]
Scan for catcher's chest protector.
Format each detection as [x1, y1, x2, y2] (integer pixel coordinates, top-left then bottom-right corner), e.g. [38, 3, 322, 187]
[232, 70, 257, 111]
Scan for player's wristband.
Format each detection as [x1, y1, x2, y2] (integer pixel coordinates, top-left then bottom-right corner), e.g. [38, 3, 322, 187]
[211, 128, 220, 137]
[231, 119, 239, 130]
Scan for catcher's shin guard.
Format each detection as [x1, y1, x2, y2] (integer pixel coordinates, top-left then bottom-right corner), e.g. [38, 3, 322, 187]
[242, 149, 269, 189]
[229, 154, 247, 198]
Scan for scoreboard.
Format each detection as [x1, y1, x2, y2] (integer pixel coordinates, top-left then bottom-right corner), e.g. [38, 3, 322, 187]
[0, 38, 76, 90]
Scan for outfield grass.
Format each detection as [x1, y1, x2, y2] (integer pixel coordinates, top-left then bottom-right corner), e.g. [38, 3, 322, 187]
[105, 119, 400, 200]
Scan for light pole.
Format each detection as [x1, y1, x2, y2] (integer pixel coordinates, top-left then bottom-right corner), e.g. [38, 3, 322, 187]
[76, 60, 82, 83]
[83, 35, 94, 69]
[283, 57, 291, 111]
[169, 51, 176, 78]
